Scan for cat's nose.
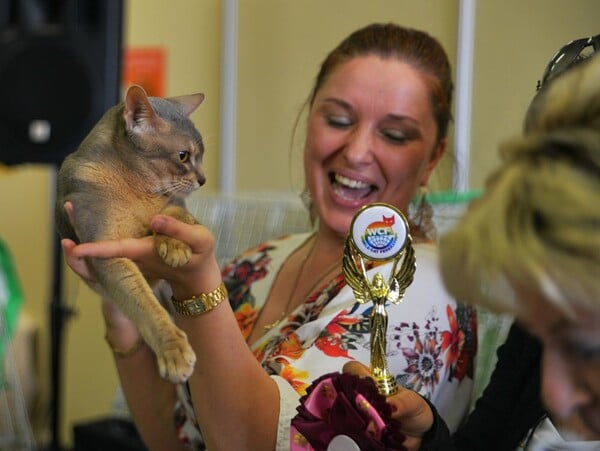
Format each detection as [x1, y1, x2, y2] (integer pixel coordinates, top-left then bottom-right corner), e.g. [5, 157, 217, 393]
[198, 175, 206, 186]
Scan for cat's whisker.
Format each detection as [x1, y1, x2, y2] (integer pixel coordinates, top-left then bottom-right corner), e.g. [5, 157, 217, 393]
[151, 179, 199, 198]
[149, 186, 171, 196]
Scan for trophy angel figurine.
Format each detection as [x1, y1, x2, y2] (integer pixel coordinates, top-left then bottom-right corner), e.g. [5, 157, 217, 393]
[342, 203, 416, 396]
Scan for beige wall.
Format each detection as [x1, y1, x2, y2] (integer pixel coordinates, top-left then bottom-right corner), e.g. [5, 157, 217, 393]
[0, 0, 598, 447]
[470, 0, 600, 188]
[236, 0, 458, 192]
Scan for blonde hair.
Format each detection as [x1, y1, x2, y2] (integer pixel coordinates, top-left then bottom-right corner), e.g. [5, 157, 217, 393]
[439, 54, 600, 318]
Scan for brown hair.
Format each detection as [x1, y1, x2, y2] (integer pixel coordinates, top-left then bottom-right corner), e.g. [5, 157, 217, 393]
[308, 22, 454, 143]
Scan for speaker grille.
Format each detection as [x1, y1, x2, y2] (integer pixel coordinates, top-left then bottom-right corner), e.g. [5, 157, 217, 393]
[0, 0, 122, 166]
[0, 36, 93, 163]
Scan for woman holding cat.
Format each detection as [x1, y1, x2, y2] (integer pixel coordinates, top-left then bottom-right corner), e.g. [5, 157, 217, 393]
[62, 23, 476, 450]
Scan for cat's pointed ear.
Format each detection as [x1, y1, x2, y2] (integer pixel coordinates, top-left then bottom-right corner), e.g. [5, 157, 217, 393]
[169, 93, 205, 117]
[123, 85, 159, 131]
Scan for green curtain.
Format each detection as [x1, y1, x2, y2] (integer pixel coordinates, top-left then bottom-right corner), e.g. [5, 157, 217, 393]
[0, 238, 24, 384]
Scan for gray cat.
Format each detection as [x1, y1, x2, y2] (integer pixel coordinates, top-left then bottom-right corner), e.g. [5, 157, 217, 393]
[56, 85, 205, 382]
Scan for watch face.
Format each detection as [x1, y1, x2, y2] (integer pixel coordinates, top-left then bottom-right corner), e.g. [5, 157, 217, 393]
[349, 203, 409, 261]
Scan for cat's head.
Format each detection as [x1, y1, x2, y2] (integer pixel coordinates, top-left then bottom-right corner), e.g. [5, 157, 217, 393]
[122, 84, 206, 197]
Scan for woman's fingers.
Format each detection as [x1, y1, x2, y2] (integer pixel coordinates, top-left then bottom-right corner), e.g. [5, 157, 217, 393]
[386, 387, 434, 445]
[343, 360, 433, 441]
[64, 200, 211, 258]
[61, 238, 94, 281]
[343, 360, 372, 379]
[150, 215, 213, 253]
[70, 237, 155, 261]
[62, 212, 217, 290]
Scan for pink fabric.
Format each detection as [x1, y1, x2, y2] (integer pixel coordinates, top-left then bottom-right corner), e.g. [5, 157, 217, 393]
[290, 372, 405, 450]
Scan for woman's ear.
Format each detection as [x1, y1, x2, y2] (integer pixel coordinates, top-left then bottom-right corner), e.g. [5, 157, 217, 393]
[420, 138, 447, 186]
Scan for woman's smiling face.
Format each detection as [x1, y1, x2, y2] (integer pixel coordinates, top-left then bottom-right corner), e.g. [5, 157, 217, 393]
[304, 55, 445, 237]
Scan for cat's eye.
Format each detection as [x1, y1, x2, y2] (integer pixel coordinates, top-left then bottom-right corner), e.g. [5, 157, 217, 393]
[179, 151, 190, 162]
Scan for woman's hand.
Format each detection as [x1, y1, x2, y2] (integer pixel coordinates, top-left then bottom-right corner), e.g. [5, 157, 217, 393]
[62, 201, 222, 301]
[343, 361, 434, 451]
[61, 201, 221, 349]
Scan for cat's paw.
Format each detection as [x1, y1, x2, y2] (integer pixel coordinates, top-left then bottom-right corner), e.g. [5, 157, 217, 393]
[156, 329, 197, 383]
[155, 235, 192, 267]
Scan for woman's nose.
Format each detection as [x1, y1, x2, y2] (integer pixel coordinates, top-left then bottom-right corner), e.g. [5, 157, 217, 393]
[343, 127, 374, 165]
[541, 347, 592, 420]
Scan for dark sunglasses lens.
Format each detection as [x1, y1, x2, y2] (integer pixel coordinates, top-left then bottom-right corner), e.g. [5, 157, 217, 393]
[542, 38, 589, 83]
[540, 38, 588, 87]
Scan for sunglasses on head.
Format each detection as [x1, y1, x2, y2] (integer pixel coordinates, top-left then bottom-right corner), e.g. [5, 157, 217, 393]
[536, 34, 600, 91]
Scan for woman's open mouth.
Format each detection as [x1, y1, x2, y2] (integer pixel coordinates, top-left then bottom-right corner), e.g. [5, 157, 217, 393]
[330, 172, 375, 201]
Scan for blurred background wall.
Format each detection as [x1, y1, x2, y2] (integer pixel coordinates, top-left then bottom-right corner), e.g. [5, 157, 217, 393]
[0, 0, 598, 447]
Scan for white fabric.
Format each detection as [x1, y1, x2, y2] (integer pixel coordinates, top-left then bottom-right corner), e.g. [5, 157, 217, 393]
[521, 417, 600, 450]
[273, 375, 301, 451]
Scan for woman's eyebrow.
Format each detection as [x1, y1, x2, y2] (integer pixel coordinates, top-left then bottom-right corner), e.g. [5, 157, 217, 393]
[320, 97, 420, 127]
[320, 98, 353, 112]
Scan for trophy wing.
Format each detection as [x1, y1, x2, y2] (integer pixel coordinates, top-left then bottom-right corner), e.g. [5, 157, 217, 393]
[388, 239, 416, 305]
[342, 239, 369, 304]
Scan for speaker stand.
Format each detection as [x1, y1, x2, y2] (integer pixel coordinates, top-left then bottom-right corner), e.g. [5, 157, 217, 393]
[48, 165, 74, 451]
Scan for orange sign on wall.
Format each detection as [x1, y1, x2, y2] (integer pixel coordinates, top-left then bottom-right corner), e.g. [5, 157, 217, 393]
[122, 47, 166, 97]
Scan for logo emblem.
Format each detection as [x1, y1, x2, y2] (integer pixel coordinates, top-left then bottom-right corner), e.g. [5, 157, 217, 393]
[350, 203, 408, 261]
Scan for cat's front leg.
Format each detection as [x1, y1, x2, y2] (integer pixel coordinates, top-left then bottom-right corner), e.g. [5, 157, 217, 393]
[93, 257, 197, 383]
[154, 205, 197, 267]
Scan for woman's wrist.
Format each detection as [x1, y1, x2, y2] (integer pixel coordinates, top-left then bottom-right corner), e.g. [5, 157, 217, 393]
[171, 282, 228, 317]
[170, 255, 223, 301]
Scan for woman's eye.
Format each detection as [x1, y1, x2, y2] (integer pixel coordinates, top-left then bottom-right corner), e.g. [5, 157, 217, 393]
[382, 129, 409, 144]
[179, 151, 190, 162]
[576, 347, 600, 361]
[562, 340, 600, 362]
[326, 115, 352, 128]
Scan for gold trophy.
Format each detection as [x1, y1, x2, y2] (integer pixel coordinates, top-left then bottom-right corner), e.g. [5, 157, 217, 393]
[342, 203, 416, 396]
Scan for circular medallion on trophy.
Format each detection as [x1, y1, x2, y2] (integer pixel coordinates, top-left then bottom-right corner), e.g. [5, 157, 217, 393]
[349, 203, 409, 261]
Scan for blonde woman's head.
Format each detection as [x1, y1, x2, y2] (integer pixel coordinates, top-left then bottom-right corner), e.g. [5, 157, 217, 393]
[439, 53, 600, 436]
[441, 54, 600, 318]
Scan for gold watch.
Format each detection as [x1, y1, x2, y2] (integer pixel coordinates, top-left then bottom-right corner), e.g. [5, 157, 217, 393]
[171, 282, 228, 316]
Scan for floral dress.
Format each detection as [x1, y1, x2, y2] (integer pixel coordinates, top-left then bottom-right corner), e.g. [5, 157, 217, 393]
[175, 232, 477, 450]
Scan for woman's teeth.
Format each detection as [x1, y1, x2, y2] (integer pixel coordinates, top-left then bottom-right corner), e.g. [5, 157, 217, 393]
[334, 174, 370, 189]
[332, 173, 373, 200]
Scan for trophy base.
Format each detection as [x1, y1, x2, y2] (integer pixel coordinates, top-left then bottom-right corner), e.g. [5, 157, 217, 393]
[375, 374, 398, 396]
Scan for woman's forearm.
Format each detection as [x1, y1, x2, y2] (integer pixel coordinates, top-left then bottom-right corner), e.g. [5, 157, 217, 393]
[113, 344, 185, 451]
[178, 302, 280, 451]
[173, 266, 280, 451]
[102, 298, 185, 451]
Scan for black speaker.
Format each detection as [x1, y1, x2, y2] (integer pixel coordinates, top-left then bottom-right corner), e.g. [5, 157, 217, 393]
[73, 418, 148, 451]
[0, 0, 123, 166]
